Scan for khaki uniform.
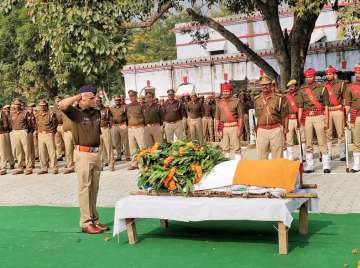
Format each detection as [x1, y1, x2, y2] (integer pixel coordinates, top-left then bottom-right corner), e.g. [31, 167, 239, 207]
[28, 112, 36, 167]
[127, 102, 146, 162]
[62, 113, 74, 170]
[202, 101, 215, 142]
[62, 105, 102, 228]
[0, 111, 14, 172]
[111, 105, 130, 160]
[186, 100, 204, 145]
[162, 99, 186, 142]
[298, 82, 330, 171]
[53, 106, 65, 159]
[323, 80, 346, 158]
[35, 110, 58, 173]
[99, 106, 114, 169]
[143, 102, 163, 147]
[215, 97, 244, 158]
[345, 82, 360, 171]
[285, 92, 305, 160]
[10, 110, 33, 172]
[254, 93, 286, 160]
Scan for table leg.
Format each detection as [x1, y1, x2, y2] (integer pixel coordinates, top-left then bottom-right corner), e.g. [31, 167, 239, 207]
[125, 218, 138, 244]
[299, 201, 309, 235]
[160, 219, 169, 228]
[278, 222, 288, 255]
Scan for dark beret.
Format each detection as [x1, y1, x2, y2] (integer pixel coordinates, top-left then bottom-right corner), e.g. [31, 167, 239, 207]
[78, 85, 97, 95]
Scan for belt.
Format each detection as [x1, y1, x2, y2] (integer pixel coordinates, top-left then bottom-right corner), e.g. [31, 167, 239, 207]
[304, 109, 324, 116]
[75, 145, 99, 153]
[288, 114, 297, 119]
[128, 124, 144, 129]
[146, 123, 160, 127]
[329, 105, 343, 112]
[165, 120, 181, 124]
[38, 131, 53, 134]
[257, 123, 281, 130]
[114, 123, 126, 126]
[223, 122, 238, 128]
[350, 109, 360, 124]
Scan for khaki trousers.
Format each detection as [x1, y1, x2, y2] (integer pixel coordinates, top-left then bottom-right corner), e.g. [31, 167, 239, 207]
[202, 117, 214, 142]
[12, 130, 32, 170]
[256, 126, 284, 160]
[33, 131, 39, 159]
[74, 150, 101, 228]
[55, 125, 65, 158]
[0, 133, 14, 169]
[112, 124, 130, 159]
[352, 116, 360, 153]
[38, 132, 58, 172]
[326, 110, 345, 144]
[10, 131, 16, 161]
[221, 126, 240, 154]
[144, 124, 163, 147]
[304, 115, 328, 154]
[64, 130, 74, 169]
[286, 119, 305, 146]
[188, 117, 203, 145]
[28, 132, 35, 166]
[100, 127, 114, 167]
[128, 127, 146, 156]
[164, 120, 185, 142]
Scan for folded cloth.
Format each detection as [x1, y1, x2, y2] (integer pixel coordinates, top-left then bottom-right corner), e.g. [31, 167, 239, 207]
[232, 159, 300, 193]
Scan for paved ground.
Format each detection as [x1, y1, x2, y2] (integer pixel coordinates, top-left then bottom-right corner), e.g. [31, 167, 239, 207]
[0, 146, 359, 213]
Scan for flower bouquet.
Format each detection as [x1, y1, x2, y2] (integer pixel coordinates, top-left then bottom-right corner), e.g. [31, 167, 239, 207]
[136, 140, 227, 195]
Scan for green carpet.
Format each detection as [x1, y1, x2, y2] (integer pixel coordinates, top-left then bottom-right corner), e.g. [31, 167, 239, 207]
[0, 206, 359, 268]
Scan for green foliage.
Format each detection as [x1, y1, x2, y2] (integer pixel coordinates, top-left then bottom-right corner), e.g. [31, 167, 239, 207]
[137, 140, 227, 195]
[338, 1, 360, 41]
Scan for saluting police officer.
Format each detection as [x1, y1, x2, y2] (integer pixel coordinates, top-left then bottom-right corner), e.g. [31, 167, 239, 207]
[59, 85, 109, 235]
[35, 99, 58, 175]
[186, 91, 204, 145]
[298, 68, 331, 173]
[254, 75, 287, 160]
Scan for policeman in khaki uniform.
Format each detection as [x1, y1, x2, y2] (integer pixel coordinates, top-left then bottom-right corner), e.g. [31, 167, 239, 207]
[3, 105, 16, 168]
[298, 68, 331, 173]
[143, 87, 163, 147]
[162, 89, 186, 142]
[0, 105, 12, 175]
[60, 85, 109, 235]
[284, 79, 305, 160]
[96, 96, 115, 171]
[186, 91, 204, 145]
[27, 103, 37, 168]
[322, 65, 347, 161]
[127, 90, 146, 170]
[111, 96, 130, 161]
[35, 99, 58, 175]
[54, 96, 65, 161]
[345, 64, 360, 172]
[10, 99, 34, 175]
[254, 75, 287, 160]
[202, 96, 215, 142]
[215, 82, 244, 159]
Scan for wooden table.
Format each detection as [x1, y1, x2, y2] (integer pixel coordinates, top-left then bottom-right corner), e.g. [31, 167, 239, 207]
[123, 200, 309, 255]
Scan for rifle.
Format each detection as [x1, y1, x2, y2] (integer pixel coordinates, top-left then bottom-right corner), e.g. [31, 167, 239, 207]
[344, 116, 351, 173]
[252, 113, 257, 146]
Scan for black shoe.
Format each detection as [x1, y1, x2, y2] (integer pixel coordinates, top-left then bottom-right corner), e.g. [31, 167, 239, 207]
[340, 157, 346, 161]
[303, 170, 314, 174]
[323, 169, 331, 174]
[351, 169, 360, 173]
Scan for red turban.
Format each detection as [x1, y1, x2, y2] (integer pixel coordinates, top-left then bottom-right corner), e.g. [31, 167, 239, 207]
[325, 66, 336, 75]
[304, 68, 317, 77]
[221, 83, 233, 92]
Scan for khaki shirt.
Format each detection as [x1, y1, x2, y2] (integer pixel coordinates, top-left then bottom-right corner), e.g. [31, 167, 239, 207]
[10, 110, 31, 131]
[203, 102, 215, 118]
[254, 93, 286, 125]
[215, 97, 244, 123]
[162, 99, 186, 123]
[345, 82, 360, 110]
[322, 79, 347, 107]
[62, 106, 101, 147]
[186, 101, 203, 119]
[0, 111, 10, 134]
[298, 83, 329, 110]
[285, 92, 301, 115]
[110, 105, 127, 124]
[98, 107, 113, 128]
[52, 106, 63, 124]
[143, 102, 162, 125]
[35, 111, 58, 133]
[62, 112, 72, 132]
[126, 102, 144, 126]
